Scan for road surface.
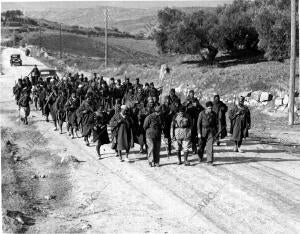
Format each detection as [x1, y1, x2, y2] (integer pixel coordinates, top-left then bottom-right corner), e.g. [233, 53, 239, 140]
[1, 47, 300, 233]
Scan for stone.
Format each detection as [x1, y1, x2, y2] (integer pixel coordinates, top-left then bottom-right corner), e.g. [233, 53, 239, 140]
[260, 92, 273, 102]
[274, 97, 283, 106]
[283, 94, 289, 105]
[251, 91, 261, 102]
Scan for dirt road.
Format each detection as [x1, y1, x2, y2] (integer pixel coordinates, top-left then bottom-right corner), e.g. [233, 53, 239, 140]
[1, 47, 300, 233]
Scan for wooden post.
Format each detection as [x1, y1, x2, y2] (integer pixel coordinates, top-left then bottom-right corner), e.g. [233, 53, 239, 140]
[105, 8, 108, 68]
[60, 23, 62, 58]
[288, 0, 296, 125]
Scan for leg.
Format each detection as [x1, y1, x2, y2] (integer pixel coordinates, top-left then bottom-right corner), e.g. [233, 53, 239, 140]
[154, 138, 161, 166]
[198, 136, 207, 162]
[167, 137, 172, 156]
[237, 139, 243, 153]
[146, 138, 154, 167]
[176, 140, 182, 165]
[183, 139, 191, 166]
[118, 150, 123, 162]
[206, 133, 214, 164]
[96, 140, 101, 159]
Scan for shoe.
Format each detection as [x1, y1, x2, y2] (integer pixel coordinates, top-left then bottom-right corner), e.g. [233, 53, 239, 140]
[119, 158, 124, 162]
[149, 162, 153, 167]
[177, 151, 182, 165]
[233, 147, 238, 152]
[184, 152, 190, 166]
[206, 162, 214, 166]
[216, 141, 220, 146]
[46, 118, 49, 122]
[86, 142, 90, 146]
[53, 128, 58, 131]
[238, 148, 244, 153]
[98, 155, 101, 160]
[155, 163, 160, 167]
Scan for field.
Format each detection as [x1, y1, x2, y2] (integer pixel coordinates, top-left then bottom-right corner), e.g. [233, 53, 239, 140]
[27, 31, 160, 65]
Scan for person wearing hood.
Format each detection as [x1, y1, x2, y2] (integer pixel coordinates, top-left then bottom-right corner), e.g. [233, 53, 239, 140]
[229, 96, 251, 153]
[212, 94, 228, 146]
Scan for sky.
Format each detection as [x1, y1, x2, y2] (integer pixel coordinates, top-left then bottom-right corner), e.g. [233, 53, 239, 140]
[1, 0, 233, 10]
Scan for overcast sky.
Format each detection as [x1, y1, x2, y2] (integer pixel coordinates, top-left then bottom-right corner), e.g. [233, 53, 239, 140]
[2, 0, 233, 10]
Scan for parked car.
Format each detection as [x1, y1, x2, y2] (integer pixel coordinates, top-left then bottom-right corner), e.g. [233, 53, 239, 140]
[10, 54, 22, 66]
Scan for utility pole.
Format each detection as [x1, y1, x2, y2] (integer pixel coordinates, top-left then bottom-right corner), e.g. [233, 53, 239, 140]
[60, 23, 62, 58]
[288, 0, 296, 126]
[39, 23, 42, 52]
[104, 8, 108, 68]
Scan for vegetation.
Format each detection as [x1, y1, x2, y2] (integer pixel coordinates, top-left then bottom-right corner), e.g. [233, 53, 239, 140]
[153, 0, 298, 62]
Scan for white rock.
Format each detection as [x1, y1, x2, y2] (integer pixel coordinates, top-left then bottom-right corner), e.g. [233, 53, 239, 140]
[274, 97, 283, 106]
[260, 92, 273, 102]
[283, 94, 289, 105]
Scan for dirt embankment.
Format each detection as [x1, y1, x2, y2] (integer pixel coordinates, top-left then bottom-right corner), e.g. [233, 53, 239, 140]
[1, 111, 72, 233]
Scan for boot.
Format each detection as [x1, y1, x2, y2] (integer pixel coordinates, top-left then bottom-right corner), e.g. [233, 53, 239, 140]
[177, 151, 182, 165]
[184, 152, 190, 166]
[197, 149, 204, 163]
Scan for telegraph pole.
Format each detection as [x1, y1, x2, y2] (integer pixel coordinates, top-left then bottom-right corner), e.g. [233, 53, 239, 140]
[60, 23, 62, 58]
[39, 23, 42, 51]
[288, 0, 296, 126]
[104, 8, 108, 68]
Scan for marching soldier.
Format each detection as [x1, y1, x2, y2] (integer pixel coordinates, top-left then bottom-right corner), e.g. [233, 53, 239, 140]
[197, 101, 218, 165]
[65, 91, 80, 139]
[17, 88, 32, 125]
[171, 106, 192, 166]
[229, 96, 251, 153]
[212, 94, 228, 146]
[143, 105, 162, 167]
[183, 90, 204, 154]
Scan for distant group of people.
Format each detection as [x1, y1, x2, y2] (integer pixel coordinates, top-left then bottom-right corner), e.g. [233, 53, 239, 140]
[13, 65, 251, 167]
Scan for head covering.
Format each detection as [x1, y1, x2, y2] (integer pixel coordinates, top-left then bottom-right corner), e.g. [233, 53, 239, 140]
[121, 105, 127, 110]
[206, 101, 213, 107]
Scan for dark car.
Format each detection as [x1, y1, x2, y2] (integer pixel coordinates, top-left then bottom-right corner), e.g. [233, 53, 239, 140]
[10, 54, 22, 66]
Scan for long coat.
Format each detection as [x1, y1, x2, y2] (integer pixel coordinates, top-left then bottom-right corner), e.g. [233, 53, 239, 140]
[110, 113, 134, 151]
[77, 100, 95, 137]
[92, 111, 110, 146]
[212, 100, 228, 139]
[229, 105, 251, 141]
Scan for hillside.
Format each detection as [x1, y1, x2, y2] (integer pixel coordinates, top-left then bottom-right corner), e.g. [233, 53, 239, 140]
[2, 3, 216, 34]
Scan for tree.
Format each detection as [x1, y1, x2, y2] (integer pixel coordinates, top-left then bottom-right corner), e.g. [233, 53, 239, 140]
[216, 0, 259, 52]
[253, 0, 298, 61]
[154, 7, 220, 63]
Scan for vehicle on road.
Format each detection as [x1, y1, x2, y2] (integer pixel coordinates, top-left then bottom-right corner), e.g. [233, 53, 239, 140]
[10, 54, 22, 66]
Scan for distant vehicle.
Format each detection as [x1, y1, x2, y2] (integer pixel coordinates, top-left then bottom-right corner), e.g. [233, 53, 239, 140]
[38, 69, 59, 81]
[10, 54, 22, 66]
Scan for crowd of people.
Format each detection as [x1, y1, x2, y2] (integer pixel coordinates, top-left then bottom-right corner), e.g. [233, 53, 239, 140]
[12, 65, 251, 167]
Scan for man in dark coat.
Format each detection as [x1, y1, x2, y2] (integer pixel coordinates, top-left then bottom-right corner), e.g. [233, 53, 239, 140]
[212, 94, 228, 146]
[168, 88, 180, 105]
[229, 96, 251, 153]
[160, 96, 173, 156]
[65, 91, 80, 139]
[55, 89, 68, 134]
[77, 95, 96, 145]
[183, 90, 204, 154]
[197, 101, 218, 165]
[110, 105, 134, 162]
[133, 78, 143, 93]
[30, 65, 40, 85]
[13, 79, 24, 104]
[92, 109, 110, 159]
[143, 105, 162, 167]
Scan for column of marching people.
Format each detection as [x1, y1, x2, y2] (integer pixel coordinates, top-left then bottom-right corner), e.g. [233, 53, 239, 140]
[13, 66, 251, 167]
